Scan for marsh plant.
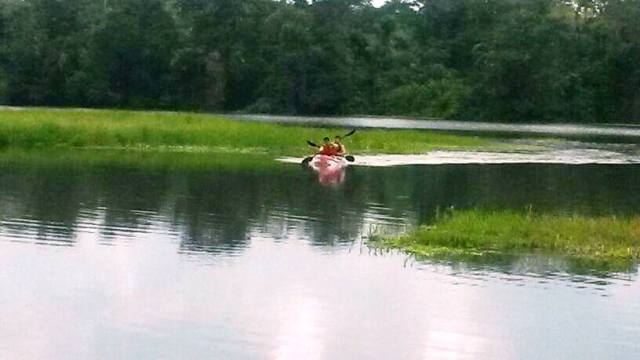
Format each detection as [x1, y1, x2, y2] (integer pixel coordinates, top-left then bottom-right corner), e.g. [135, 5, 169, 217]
[0, 108, 493, 155]
[371, 207, 640, 272]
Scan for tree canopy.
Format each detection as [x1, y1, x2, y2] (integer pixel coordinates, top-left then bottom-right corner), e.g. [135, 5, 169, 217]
[0, 0, 638, 123]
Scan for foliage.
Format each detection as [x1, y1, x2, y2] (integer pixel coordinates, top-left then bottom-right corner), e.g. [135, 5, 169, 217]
[0, 0, 639, 122]
[380, 69, 469, 118]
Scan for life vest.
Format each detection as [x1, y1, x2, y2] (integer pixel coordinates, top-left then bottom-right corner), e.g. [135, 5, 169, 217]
[319, 144, 337, 156]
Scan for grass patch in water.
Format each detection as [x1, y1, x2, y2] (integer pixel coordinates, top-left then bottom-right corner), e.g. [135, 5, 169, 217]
[0, 108, 495, 155]
[371, 209, 640, 271]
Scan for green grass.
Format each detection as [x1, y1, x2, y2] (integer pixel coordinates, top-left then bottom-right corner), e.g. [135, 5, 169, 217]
[0, 108, 493, 155]
[372, 209, 640, 267]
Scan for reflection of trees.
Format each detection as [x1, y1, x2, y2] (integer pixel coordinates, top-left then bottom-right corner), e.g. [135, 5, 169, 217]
[1, 162, 639, 256]
[397, 164, 640, 222]
[0, 166, 88, 245]
[174, 172, 271, 253]
[405, 251, 638, 277]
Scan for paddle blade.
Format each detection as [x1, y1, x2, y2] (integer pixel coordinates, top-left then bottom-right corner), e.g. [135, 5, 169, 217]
[301, 156, 313, 166]
[344, 129, 356, 137]
[307, 140, 319, 148]
[345, 155, 355, 162]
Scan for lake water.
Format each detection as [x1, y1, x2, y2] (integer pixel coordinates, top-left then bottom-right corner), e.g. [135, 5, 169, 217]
[232, 114, 640, 139]
[1, 154, 639, 359]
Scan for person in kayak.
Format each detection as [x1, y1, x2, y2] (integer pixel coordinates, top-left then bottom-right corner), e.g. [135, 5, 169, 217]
[318, 137, 338, 156]
[333, 135, 347, 156]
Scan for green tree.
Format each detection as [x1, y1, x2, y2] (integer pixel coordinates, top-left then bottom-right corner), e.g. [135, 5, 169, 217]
[599, 0, 640, 122]
[175, 0, 273, 110]
[92, 0, 178, 107]
[0, 0, 637, 123]
[468, 0, 593, 122]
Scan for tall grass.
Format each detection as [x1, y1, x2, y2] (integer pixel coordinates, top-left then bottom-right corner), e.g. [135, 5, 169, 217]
[375, 209, 640, 262]
[0, 108, 491, 155]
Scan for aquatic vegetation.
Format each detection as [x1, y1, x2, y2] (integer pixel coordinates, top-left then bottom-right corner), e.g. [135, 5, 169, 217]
[372, 209, 640, 269]
[0, 108, 492, 155]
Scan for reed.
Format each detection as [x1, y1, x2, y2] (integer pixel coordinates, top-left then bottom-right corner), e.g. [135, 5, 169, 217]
[0, 108, 492, 155]
[373, 209, 640, 263]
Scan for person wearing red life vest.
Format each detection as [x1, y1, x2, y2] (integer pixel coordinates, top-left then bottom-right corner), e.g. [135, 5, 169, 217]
[333, 135, 347, 156]
[318, 137, 338, 156]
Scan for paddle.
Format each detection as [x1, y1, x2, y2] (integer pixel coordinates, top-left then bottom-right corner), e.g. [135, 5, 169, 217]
[337, 129, 355, 162]
[301, 151, 354, 164]
[304, 129, 356, 164]
[307, 129, 356, 148]
[343, 129, 356, 137]
[301, 156, 313, 166]
[301, 154, 354, 165]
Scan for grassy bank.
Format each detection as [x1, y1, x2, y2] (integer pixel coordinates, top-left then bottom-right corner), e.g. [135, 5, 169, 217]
[0, 108, 493, 155]
[372, 209, 640, 268]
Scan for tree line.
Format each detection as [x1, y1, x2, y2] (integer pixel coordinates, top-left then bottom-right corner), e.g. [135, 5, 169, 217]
[0, 0, 638, 123]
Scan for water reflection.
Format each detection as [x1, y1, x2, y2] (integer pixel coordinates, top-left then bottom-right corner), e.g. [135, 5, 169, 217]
[309, 165, 347, 187]
[301, 155, 350, 187]
[2, 161, 640, 259]
[1, 156, 640, 359]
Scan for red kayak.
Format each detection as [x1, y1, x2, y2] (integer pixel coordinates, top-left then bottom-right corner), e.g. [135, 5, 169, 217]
[308, 154, 349, 171]
[306, 155, 349, 185]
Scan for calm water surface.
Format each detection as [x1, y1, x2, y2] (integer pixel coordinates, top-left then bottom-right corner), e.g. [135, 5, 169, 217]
[1, 158, 639, 359]
[233, 114, 640, 139]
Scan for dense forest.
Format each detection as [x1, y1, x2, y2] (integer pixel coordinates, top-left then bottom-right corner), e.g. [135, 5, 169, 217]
[0, 0, 638, 123]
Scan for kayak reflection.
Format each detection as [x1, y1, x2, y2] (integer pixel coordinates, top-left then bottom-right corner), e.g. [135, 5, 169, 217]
[305, 155, 348, 186]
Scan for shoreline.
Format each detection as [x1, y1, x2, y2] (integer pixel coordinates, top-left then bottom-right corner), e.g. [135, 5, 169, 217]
[0, 108, 493, 155]
[2, 106, 638, 138]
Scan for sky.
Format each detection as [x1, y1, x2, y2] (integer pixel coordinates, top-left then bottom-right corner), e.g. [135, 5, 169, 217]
[371, 0, 387, 7]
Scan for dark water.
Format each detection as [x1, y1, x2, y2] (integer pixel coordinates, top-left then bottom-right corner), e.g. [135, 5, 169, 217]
[1, 158, 639, 359]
